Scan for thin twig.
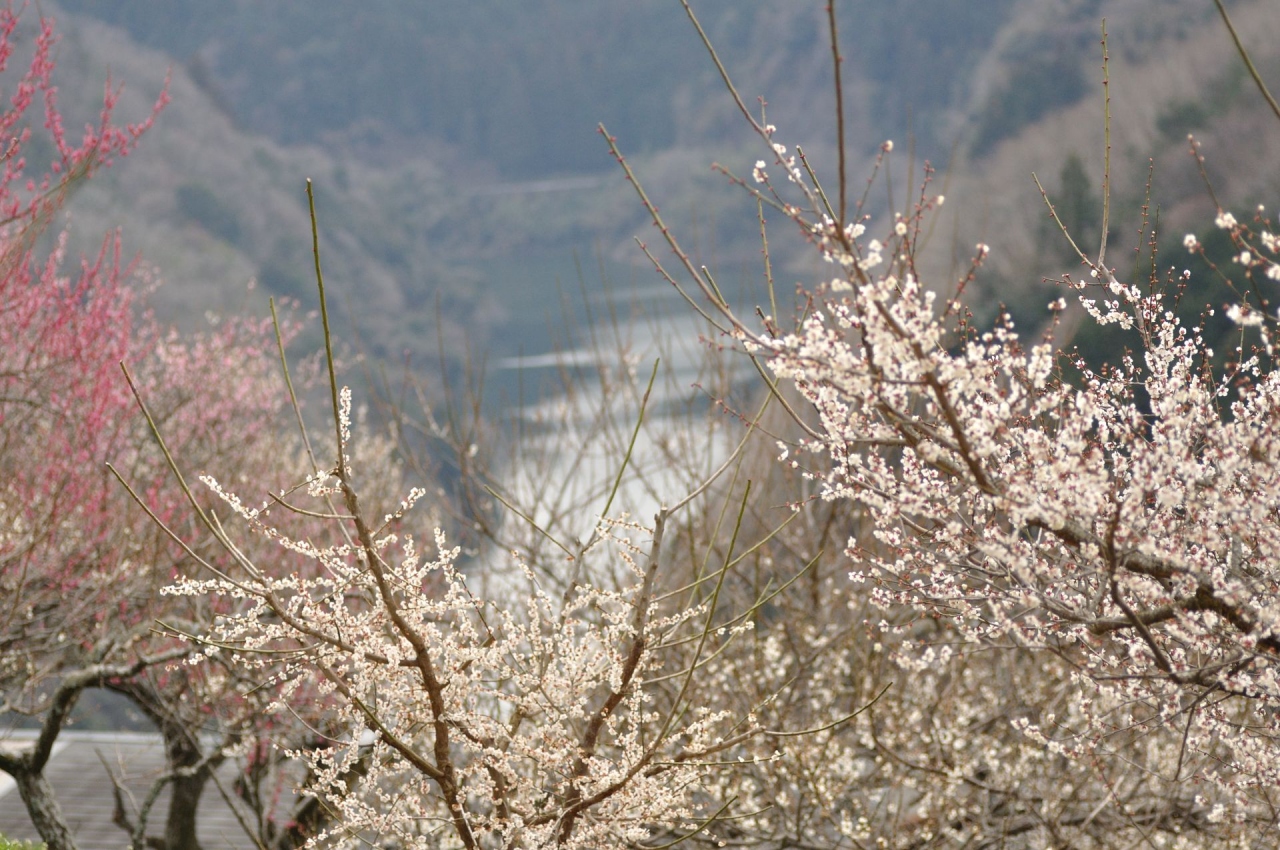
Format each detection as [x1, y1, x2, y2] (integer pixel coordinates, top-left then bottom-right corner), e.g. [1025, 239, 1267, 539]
[305, 180, 346, 479]
[827, 2, 847, 225]
[1214, 0, 1280, 124]
[1099, 20, 1112, 268]
[600, 358, 659, 521]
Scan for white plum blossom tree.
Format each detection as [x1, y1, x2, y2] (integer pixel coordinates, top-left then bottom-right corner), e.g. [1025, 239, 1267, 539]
[145, 4, 1280, 848]
[599, 6, 1280, 844]
[142, 180, 879, 849]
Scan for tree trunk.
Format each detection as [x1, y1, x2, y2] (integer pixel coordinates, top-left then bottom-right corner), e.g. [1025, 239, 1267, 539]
[107, 678, 214, 850]
[161, 730, 210, 850]
[13, 768, 79, 850]
[0, 670, 89, 850]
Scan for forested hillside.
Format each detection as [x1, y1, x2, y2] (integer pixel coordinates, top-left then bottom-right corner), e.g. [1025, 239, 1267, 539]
[53, 0, 1017, 174]
[39, 0, 1280, 373]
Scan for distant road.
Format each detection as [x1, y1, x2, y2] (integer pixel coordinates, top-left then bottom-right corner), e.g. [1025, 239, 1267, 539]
[471, 175, 610, 196]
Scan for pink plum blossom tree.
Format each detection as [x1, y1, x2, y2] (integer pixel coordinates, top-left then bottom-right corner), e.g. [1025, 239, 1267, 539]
[0, 10, 340, 849]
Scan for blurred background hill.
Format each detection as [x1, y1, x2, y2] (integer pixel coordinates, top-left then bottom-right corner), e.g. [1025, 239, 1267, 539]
[32, 0, 1280, 386]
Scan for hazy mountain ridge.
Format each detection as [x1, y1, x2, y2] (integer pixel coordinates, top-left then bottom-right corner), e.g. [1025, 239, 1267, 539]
[50, 1, 1018, 175]
[34, 0, 1280, 374]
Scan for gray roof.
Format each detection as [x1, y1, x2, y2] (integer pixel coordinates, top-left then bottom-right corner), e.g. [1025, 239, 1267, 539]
[0, 730, 267, 849]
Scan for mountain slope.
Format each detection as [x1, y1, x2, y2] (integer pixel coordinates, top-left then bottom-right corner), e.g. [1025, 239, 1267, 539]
[36, 0, 1280, 374]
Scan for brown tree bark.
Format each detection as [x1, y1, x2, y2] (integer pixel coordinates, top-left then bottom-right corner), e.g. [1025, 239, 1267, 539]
[10, 768, 78, 850]
[0, 677, 86, 850]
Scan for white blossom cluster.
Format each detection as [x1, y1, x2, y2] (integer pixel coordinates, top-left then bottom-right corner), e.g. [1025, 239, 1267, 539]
[161, 123, 1280, 847]
[749, 196, 1280, 834]
[167, 422, 779, 849]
